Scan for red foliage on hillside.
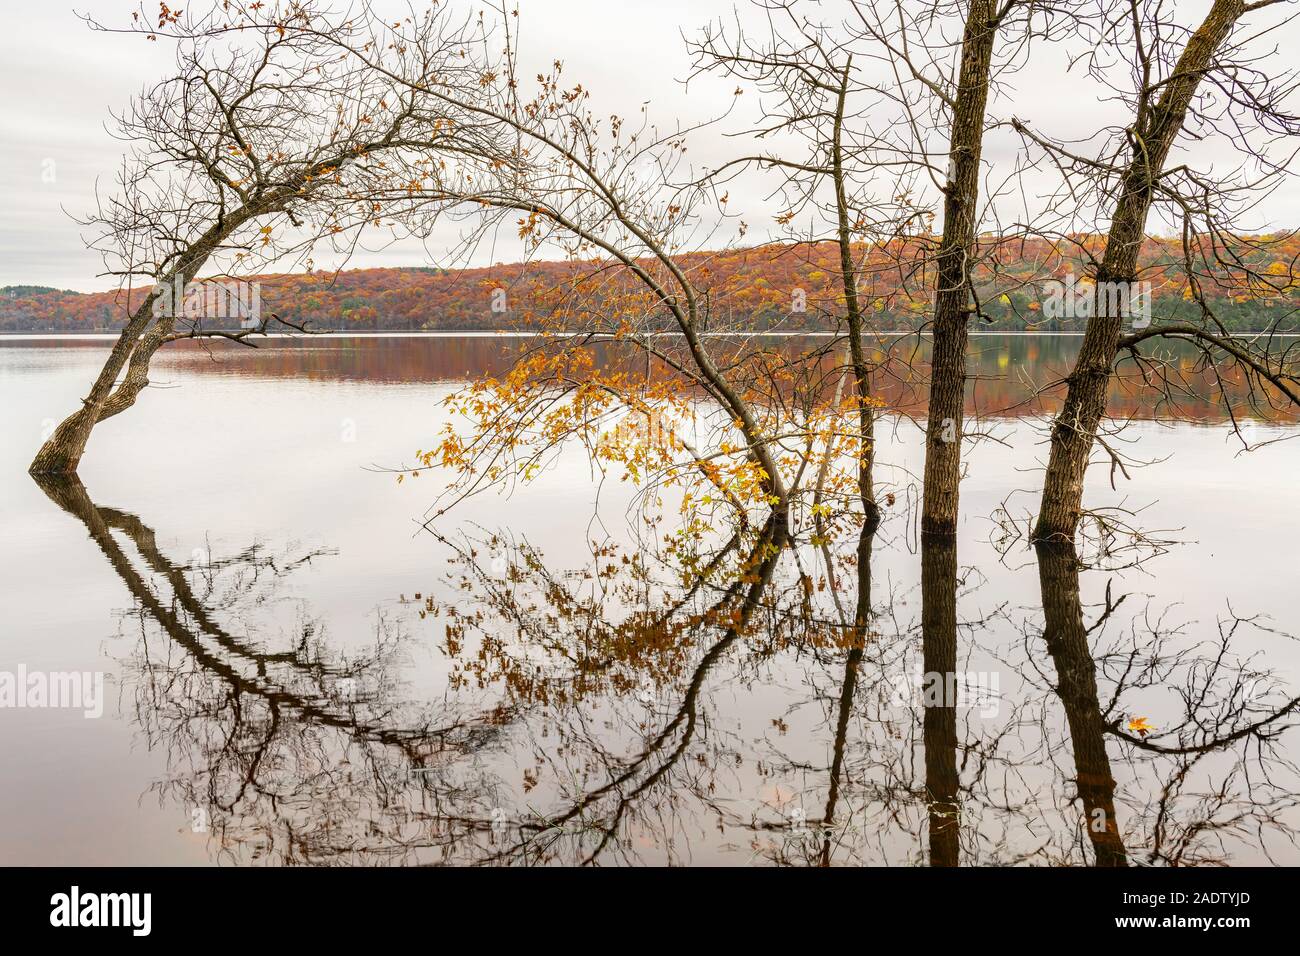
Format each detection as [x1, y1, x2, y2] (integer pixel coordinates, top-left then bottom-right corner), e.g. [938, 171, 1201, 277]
[4, 236, 1297, 333]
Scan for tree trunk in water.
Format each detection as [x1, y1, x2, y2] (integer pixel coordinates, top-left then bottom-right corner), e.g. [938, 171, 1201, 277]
[920, 1, 999, 536]
[839, 205, 879, 532]
[831, 56, 881, 531]
[28, 207, 264, 476]
[921, 534, 960, 866]
[28, 297, 164, 476]
[1035, 540, 1128, 866]
[1033, 0, 1246, 542]
[96, 313, 178, 423]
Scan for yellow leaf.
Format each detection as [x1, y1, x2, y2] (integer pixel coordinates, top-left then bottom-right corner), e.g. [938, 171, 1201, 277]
[1127, 716, 1153, 737]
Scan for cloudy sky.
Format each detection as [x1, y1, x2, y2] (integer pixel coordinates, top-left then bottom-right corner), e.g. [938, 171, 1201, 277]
[2, 0, 753, 290]
[2, 0, 1297, 291]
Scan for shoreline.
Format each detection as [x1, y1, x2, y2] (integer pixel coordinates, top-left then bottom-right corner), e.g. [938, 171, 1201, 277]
[3, 329, 1299, 342]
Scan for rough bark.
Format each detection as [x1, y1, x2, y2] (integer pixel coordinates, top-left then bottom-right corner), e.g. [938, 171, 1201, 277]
[94, 312, 180, 424]
[921, 0, 1000, 536]
[27, 226, 228, 476]
[29, 173, 330, 476]
[1033, 0, 1247, 542]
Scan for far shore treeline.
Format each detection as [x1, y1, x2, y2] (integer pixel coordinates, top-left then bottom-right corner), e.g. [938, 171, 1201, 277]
[5, 236, 1299, 334]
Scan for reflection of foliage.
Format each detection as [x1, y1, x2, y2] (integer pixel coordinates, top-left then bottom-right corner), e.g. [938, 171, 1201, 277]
[34, 474, 1300, 866]
[426, 519, 838, 708]
[417, 511, 1300, 867]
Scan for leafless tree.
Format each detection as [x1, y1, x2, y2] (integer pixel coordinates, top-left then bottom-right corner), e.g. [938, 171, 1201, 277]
[830, 0, 1050, 535]
[233, 2, 810, 517]
[1014, 0, 1300, 541]
[30, 1, 505, 475]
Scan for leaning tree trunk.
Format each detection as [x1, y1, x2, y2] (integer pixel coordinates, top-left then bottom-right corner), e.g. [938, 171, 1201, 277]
[1033, 0, 1246, 542]
[27, 293, 165, 476]
[28, 186, 299, 476]
[95, 309, 181, 423]
[921, 0, 999, 536]
[1035, 540, 1128, 866]
[27, 221, 237, 476]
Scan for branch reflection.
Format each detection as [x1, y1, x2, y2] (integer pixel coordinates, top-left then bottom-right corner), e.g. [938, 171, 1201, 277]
[34, 474, 1300, 866]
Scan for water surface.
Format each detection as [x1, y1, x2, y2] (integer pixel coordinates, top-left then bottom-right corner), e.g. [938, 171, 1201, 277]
[2, 334, 1297, 865]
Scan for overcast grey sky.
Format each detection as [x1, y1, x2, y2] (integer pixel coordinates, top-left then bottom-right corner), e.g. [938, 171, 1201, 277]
[1, 0, 753, 290]
[2, 0, 1297, 291]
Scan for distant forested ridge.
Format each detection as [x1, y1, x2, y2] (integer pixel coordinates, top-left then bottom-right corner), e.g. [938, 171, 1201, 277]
[5, 236, 1298, 333]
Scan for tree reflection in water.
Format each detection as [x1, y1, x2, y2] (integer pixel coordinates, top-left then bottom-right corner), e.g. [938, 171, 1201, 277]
[34, 475, 1300, 866]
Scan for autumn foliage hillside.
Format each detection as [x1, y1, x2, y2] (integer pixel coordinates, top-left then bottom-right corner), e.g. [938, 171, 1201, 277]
[4, 236, 1298, 334]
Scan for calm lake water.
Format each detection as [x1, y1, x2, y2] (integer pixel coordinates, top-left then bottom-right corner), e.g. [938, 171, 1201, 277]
[2, 333, 1298, 865]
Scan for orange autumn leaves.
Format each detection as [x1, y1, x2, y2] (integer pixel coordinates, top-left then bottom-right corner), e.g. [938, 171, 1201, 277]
[9, 233, 1300, 333]
[1127, 716, 1153, 737]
